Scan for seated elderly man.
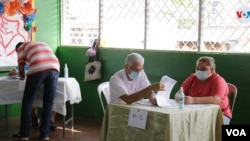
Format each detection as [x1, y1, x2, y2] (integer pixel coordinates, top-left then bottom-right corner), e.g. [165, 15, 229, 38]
[109, 52, 165, 106]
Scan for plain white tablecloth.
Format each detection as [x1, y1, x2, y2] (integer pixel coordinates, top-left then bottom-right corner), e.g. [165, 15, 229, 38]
[0, 77, 82, 115]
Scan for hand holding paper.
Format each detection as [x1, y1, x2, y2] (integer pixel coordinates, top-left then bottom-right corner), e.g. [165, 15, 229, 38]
[149, 82, 165, 92]
[136, 75, 177, 107]
[156, 75, 177, 107]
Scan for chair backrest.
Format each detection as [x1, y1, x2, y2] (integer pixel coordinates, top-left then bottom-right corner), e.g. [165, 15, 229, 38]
[227, 83, 237, 113]
[97, 82, 110, 113]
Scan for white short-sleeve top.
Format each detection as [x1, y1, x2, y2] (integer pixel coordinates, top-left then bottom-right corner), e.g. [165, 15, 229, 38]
[110, 69, 150, 103]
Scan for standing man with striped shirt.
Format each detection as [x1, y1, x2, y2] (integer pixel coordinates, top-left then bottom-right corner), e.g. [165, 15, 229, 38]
[12, 41, 60, 141]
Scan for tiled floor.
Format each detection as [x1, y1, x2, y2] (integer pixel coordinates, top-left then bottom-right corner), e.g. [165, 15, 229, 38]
[0, 115, 103, 141]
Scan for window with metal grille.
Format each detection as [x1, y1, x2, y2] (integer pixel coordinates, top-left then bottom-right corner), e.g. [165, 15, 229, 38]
[61, 0, 99, 46]
[61, 0, 250, 53]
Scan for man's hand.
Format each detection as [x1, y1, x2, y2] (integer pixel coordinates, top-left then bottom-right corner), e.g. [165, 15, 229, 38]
[149, 93, 157, 106]
[149, 82, 165, 92]
[9, 70, 19, 76]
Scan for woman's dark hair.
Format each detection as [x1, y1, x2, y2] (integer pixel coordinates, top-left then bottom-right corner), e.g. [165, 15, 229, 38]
[16, 42, 24, 50]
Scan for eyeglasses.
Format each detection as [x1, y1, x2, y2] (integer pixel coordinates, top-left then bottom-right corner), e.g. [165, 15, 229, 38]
[196, 66, 211, 71]
[129, 66, 144, 73]
[196, 68, 208, 71]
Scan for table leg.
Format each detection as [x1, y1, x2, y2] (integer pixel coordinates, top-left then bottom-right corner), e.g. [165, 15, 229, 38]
[62, 104, 74, 138]
[63, 115, 65, 138]
[5, 104, 8, 130]
[71, 104, 74, 130]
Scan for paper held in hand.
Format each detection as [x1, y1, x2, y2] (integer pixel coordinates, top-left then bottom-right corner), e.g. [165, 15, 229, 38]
[156, 75, 177, 107]
[137, 75, 177, 107]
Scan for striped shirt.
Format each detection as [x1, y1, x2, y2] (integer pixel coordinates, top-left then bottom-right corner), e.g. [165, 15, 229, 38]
[16, 41, 60, 75]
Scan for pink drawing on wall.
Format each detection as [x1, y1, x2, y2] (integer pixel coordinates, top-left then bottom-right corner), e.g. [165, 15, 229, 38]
[0, 14, 30, 67]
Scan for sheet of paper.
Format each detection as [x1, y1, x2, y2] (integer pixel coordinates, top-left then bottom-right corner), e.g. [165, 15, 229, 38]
[162, 99, 178, 107]
[8, 75, 20, 79]
[156, 75, 177, 107]
[137, 99, 153, 106]
[18, 80, 26, 91]
[128, 108, 148, 129]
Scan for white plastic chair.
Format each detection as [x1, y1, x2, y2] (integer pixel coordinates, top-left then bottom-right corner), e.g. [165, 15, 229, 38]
[97, 82, 110, 113]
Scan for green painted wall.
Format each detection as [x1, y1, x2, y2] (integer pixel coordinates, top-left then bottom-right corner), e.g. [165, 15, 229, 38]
[1, 0, 250, 125]
[57, 47, 250, 124]
[35, 0, 60, 52]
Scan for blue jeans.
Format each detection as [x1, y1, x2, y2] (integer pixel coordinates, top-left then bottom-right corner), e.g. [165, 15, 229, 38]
[19, 70, 59, 137]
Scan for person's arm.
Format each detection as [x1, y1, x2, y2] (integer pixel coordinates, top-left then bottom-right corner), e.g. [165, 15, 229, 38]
[149, 91, 157, 106]
[176, 75, 226, 105]
[18, 63, 25, 80]
[175, 91, 221, 104]
[184, 96, 221, 104]
[120, 82, 165, 104]
[186, 76, 227, 105]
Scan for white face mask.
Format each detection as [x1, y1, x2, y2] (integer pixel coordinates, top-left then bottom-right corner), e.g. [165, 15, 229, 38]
[195, 70, 209, 81]
[128, 71, 140, 80]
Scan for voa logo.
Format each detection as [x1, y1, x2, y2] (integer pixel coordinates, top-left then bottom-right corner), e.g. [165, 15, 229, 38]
[236, 6, 250, 23]
[226, 129, 246, 136]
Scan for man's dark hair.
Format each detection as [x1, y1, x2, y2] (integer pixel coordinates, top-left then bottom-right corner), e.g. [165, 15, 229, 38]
[16, 42, 24, 50]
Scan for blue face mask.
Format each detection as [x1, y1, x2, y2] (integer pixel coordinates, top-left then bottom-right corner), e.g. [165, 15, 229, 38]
[128, 71, 140, 80]
[195, 70, 208, 81]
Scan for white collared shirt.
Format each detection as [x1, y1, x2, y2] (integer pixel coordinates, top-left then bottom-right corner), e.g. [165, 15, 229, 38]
[110, 69, 150, 103]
